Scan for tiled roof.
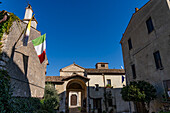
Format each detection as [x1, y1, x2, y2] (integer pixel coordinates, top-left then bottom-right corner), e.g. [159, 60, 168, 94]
[26, 4, 32, 9]
[85, 69, 125, 74]
[62, 74, 90, 81]
[45, 76, 65, 83]
[46, 73, 90, 82]
[96, 62, 108, 64]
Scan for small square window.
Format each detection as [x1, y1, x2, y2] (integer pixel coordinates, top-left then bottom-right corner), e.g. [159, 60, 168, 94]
[101, 64, 105, 67]
[146, 17, 154, 33]
[107, 79, 111, 85]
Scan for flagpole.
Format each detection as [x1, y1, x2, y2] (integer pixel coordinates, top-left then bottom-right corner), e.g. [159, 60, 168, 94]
[23, 14, 35, 46]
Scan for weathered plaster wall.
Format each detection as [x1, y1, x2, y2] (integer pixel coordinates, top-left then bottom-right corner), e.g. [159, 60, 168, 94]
[87, 75, 126, 88]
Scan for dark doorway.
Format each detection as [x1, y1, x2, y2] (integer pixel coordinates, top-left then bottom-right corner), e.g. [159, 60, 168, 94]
[93, 98, 102, 113]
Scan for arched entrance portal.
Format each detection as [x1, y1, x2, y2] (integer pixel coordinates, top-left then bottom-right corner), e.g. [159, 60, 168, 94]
[66, 79, 87, 112]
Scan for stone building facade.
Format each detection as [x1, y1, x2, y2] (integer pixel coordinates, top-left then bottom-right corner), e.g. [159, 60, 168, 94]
[120, 0, 170, 112]
[46, 62, 130, 113]
[0, 5, 48, 97]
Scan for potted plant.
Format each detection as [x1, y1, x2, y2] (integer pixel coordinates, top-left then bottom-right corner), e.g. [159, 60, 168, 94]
[106, 84, 111, 88]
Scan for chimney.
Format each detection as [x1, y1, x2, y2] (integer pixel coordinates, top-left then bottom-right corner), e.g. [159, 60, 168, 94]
[135, 8, 139, 13]
[95, 62, 109, 69]
[23, 4, 37, 29]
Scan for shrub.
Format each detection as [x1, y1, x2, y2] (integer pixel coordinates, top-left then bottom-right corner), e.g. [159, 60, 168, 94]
[39, 84, 60, 113]
[0, 69, 13, 112]
[121, 80, 157, 113]
[11, 97, 41, 113]
[121, 81, 156, 103]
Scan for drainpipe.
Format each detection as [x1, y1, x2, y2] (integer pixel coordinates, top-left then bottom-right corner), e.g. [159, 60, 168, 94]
[88, 81, 90, 113]
[102, 73, 108, 113]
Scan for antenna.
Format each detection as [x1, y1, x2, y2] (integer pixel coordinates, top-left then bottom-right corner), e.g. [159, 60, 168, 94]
[27, 0, 29, 5]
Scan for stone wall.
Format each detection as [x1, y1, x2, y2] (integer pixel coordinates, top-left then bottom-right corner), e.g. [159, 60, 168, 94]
[120, 0, 170, 112]
[113, 88, 130, 113]
[0, 21, 47, 97]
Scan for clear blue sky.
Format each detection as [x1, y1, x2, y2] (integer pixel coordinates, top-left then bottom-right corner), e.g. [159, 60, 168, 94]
[1, 0, 149, 76]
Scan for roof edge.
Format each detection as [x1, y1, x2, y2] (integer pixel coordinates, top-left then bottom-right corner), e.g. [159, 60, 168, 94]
[120, 0, 152, 44]
[60, 63, 85, 72]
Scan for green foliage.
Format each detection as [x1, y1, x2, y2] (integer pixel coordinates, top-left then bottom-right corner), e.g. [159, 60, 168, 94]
[11, 97, 41, 113]
[0, 69, 13, 113]
[106, 84, 111, 88]
[0, 11, 19, 40]
[0, 69, 42, 113]
[35, 109, 49, 113]
[158, 111, 170, 113]
[0, 69, 59, 113]
[39, 84, 60, 113]
[121, 81, 157, 103]
[78, 107, 81, 111]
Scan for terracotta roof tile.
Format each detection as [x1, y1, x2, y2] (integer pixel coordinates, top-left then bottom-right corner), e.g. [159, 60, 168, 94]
[62, 74, 90, 81]
[45, 76, 65, 83]
[85, 69, 125, 74]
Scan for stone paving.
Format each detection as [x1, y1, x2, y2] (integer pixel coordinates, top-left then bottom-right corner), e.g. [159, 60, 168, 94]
[69, 107, 86, 113]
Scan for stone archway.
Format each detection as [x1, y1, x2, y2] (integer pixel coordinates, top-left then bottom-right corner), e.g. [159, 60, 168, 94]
[66, 79, 87, 113]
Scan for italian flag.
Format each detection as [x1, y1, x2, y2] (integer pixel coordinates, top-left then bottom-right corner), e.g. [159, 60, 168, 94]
[32, 34, 46, 63]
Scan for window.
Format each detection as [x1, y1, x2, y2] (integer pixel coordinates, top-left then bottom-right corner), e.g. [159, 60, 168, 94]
[107, 79, 111, 85]
[95, 84, 99, 91]
[146, 17, 154, 33]
[101, 64, 105, 67]
[23, 55, 29, 76]
[128, 38, 132, 50]
[93, 99, 101, 109]
[131, 64, 136, 79]
[153, 51, 163, 69]
[163, 80, 170, 100]
[108, 99, 113, 107]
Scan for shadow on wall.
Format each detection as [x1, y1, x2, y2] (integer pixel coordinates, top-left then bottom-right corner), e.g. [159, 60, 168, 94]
[1, 50, 31, 97]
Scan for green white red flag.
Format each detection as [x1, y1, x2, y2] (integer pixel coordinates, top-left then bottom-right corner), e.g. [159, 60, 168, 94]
[32, 34, 46, 63]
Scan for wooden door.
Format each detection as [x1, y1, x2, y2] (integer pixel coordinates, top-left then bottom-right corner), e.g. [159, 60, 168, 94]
[71, 94, 77, 106]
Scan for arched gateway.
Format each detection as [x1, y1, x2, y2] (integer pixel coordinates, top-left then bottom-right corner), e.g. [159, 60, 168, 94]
[63, 75, 89, 112]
